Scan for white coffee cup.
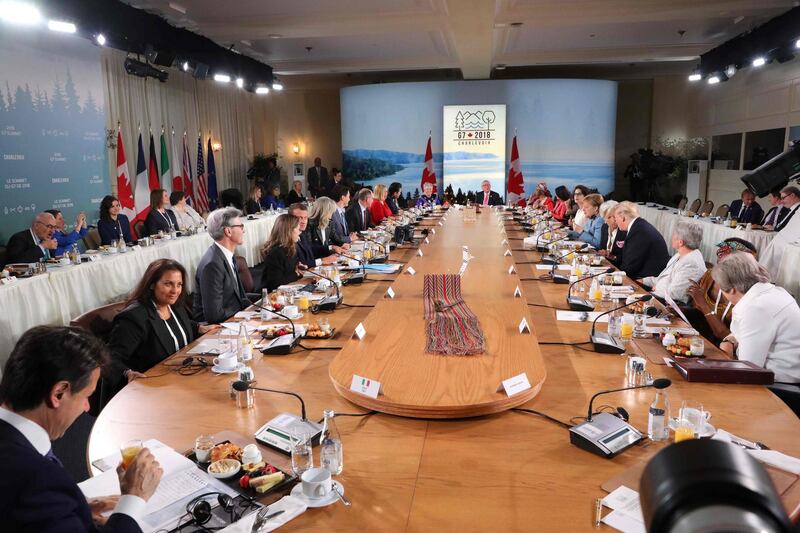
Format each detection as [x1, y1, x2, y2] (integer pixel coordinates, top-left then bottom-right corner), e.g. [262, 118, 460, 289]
[300, 467, 332, 499]
[59, 257, 71, 266]
[283, 305, 299, 318]
[213, 352, 237, 370]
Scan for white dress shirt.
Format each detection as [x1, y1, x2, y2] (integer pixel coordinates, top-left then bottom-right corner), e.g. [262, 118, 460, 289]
[169, 205, 204, 230]
[605, 227, 618, 252]
[573, 208, 587, 229]
[642, 249, 707, 303]
[0, 406, 146, 520]
[214, 242, 238, 278]
[759, 203, 800, 278]
[730, 282, 800, 383]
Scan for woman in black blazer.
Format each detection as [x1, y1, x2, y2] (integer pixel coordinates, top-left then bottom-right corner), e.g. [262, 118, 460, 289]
[261, 214, 303, 291]
[144, 188, 179, 236]
[245, 184, 263, 215]
[97, 194, 134, 245]
[109, 259, 218, 386]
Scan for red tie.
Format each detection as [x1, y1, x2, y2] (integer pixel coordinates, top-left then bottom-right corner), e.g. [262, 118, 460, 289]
[483, 193, 489, 206]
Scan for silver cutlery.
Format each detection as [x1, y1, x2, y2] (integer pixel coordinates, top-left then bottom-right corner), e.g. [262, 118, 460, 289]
[331, 483, 351, 506]
[250, 506, 270, 533]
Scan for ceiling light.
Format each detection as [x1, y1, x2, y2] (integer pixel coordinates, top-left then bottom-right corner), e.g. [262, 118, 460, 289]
[213, 73, 231, 83]
[255, 86, 269, 95]
[235, 77, 244, 88]
[0, 1, 42, 25]
[181, 60, 190, 71]
[688, 72, 702, 82]
[268, 34, 282, 39]
[725, 64, 737, 77]
[95, 33, 106, 46]
[708, 75, 721, 85]
[796, 39, 800, 49]
[272, 79, 283, 90]
[168, 2, 186, 14]
[752, 56, 766, 67]
[47, 19, 76, 33]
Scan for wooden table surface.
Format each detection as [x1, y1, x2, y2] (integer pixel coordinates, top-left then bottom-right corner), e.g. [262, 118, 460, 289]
[89, 208, 800, 532]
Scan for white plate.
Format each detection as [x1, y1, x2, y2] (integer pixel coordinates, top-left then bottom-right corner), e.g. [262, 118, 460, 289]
[669, 418, 715, 438]
[211, 363, 245, 374]
[289, 480, 344, 508]
[282, 312, 304, 320]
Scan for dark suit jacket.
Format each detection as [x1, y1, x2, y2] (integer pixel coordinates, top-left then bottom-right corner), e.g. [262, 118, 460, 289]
[307, 221, 335, 257]
[296, 232, 315, 268]
[261, 245, 302, 292]
[307, 166, 329, 196]
[97, 215, 133, 245]
[475, 190, 503, 206]
[193, 244, 250, 323]
[600, 224, 626, 266]
[762, 205, 789, 226]
[245, 199, 262, 215]
[5, 229, 46, 264]
[330, 209, 351, 245]
[618, 218, 670, 280]
[729, 200, 764, 224]
[286, 190, 306, 205]
[345, 203, 372, 233]
[143, 209, 178, 236]
[0, 420, 141, 533]
[109, 301, 198, 376]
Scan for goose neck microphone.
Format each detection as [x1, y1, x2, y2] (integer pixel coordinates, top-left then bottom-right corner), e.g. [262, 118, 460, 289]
[567, 267, 614, 311]
[232, 380, 308, 421]
[302, 267, 341, 311]
[252, 303, 301, 355]
[337, 251, 366, 284]
[589, 294, 652, 354]
[537, 232, 569, 254]
[587, 378, 672, 421]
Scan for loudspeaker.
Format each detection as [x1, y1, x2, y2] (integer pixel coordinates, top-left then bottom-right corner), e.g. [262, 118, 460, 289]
[146, 47, 177, 67]
[193, 62, 210, 80]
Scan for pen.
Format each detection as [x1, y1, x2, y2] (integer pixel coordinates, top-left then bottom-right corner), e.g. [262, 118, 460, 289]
[594, 498, 602, 527]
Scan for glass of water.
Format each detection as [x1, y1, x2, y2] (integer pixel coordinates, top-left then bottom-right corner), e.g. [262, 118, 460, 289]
[290, 434, 313, 478]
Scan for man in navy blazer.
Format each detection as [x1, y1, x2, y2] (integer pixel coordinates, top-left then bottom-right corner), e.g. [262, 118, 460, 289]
[345, 188, 374, 233]
[288, 203, 337, 268]
[329, 185, 354, 246]
[614, 201, 670, 280]
[728, 189, 764, 224]
[194, 207, 252, 324]
[0, 326, 163, 532]
[475, 180, 503, 206]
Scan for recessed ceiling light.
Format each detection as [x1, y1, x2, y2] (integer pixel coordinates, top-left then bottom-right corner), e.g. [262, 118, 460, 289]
[47, 20, 76, 33]
[181, 60, 190, 71]
[95, 33, 106, 46]
[213, 73, 231, 83]
[268, 34, 282, 39]
[725, 64, 737, 77]
[688, 72, 702, 81]
[708, 75, 721, 84]
[795, 38, 800, 49]
[752, 56, 766, 67]
[0, 1, 42, 25]
[272, 80, 283, 90]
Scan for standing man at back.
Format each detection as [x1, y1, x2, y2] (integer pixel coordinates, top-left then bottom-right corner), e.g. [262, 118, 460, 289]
[614, 201, 670, 280]
[307, 157, 329, 199]
[194, 207, 252, 323]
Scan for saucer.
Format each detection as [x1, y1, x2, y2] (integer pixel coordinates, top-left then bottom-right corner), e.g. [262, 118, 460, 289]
[283, 312, 304, 320]
[290, 480, 344, 508]
[211, 363, 245, 374]
[669, 418, 715, 438]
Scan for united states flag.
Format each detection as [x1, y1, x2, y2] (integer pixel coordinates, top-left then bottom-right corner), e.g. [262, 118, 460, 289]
[195, 135, 209, 213]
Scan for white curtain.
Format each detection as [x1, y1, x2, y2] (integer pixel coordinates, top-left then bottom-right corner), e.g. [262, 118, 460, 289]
[102, 48, 272, 198]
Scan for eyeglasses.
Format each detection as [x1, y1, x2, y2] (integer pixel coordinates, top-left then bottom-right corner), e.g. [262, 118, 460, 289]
[781, 194, 793, 200]
[226, 224, 245, 229]
[35, 221, 57, 230]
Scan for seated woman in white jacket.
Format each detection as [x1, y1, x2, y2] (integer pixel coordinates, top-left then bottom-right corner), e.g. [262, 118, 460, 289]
[712, 253, 800, 384]
[639, 220, 707, 304]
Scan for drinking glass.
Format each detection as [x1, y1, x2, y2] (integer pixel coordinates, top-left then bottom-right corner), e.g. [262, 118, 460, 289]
[674, 419, 695, 443]
[620, 316, 634, 342]
[633, 312, 648, 338]
[120, 439, 143, 469]
[689, 337, 705, 356]
[291, 434, 314, 478]
[194, 435, 214, 463]
[679, 401, 708, 437]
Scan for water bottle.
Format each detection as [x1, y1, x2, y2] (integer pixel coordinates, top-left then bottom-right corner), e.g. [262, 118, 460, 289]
[648, 390, 670, 442]
[607, 299, 622, 339]
[237, 322, 252, 362]
[260, 288, 271, 321]
[319, 409, 343, 475]
[70, 243, 81, 265]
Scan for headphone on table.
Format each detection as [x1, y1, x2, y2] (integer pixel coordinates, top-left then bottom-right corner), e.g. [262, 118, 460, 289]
[184, 491, 256, 529]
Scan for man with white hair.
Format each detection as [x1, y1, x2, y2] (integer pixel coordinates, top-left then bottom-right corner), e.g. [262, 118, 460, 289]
[193, 207, 251, 324]
[760, 185, 800, 278]
[5, 212, 59, 264]
[639, 220, 707, 303]
[713, 253, 800, 383]
[614, 201, 670, 280]
[475, 180, 502, 206]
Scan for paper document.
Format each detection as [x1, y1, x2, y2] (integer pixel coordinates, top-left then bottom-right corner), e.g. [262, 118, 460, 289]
[556, 311, 607, 322]
[601, 486, 646, 533]
[535, 264, 570, 270]
[663, 293, 690, 324]
[187, 338, 236, 355]
[220, 322, 259, 334]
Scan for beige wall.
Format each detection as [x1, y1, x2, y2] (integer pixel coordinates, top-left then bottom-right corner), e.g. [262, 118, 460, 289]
[614, 79, 653, 197]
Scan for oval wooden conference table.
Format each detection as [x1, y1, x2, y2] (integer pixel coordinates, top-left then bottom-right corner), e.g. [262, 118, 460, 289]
[90, 208, 800, 532]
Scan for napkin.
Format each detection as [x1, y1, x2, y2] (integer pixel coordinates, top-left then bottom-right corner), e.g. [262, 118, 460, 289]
[714, 429, 800, 474]
[219, 495, 308, 532]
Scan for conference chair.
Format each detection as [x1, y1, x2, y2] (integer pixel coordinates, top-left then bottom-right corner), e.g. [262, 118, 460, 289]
[134, 221, 147, 240]
[688, 198, 702, 213]
[768, 384, 800, 417]
[83, 228, 101, 250]
[715, 204, 730, 218]
[235, 255, 255, 293]
[0, 245, 6, 268]
[220, 188, 245, 210]
[701, 200, 714, 216]
[677, 197, 688, 210]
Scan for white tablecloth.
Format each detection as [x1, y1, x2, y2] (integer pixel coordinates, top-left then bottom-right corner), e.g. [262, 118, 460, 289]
[776, 243, 800, 302]
[0, 214, 277, 370]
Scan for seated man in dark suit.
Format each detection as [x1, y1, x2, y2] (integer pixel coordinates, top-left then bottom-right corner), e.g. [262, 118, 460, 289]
[761, 188, 790, 229]
[345, 188, 374, 233]
[0, 325, 163, 532]
[729, 189, 764, 224]
[193, 207, 252, 323]
[475, 180, 503, 206]
[5, 212, 59, 264]
[614, 201, 670, 280]
[329, 185, 355, 246]
[288, 202, 337, 268]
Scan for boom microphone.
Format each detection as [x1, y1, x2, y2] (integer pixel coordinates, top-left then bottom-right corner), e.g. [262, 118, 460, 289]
[566, 267, 615, 311]
[589, 294, 653, 354]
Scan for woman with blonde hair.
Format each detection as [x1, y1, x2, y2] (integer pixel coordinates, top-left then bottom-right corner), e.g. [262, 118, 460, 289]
[308, 196, 346, 256]
[370, 184, 393, 224]
[245, 184, 263, 215]
[260, 214, 303, 291]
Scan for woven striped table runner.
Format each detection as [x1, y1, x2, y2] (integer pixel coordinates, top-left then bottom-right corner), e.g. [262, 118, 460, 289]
[423, 274, 485, 355]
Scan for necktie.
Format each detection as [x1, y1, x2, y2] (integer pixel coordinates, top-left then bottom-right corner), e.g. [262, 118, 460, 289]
[483, 193, 489, 206]
[362, 209, 366, 229]
[45, 448, 63, 467]
[231, 256, 244, 298]
[341, 211, 348, 234]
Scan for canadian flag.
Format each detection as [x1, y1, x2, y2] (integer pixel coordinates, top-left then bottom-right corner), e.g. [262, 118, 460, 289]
[115, 129, 135, 222]
[507, 134, 525, 205]
[420, 133, 437, 193]
[132, 132, 150, 229]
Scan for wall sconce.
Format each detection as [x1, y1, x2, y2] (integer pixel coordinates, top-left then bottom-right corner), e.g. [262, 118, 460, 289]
[292, 143, 301, 154]
[211, 142, 222, 152]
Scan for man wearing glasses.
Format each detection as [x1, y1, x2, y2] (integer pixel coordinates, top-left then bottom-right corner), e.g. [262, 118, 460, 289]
[760, 185, 800, 278]
[193, 207, 252, 324]
[5, 212, 59, 265]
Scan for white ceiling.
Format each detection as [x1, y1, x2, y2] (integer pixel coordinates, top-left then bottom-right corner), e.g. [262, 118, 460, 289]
[127, 0, 795, 79]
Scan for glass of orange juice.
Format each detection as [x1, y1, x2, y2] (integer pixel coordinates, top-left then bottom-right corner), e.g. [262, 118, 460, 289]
[120, 439, 143, 469]
[620, 316, 634, 341]
[297, 293, 310, 311]
[674, 420, 695, 443]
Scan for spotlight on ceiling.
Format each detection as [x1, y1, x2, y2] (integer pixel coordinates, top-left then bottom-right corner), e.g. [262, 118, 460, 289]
[47, 20, 76, 33]
[235, 77, 244, 88]
[124, 57, 168, 83]
[796, 38, 800, 49]
[688, 71, 702, 82]
[272, 79, 283, 91]
[752, 56, 766, 67]
[725, 64, 737, 78]
[708, 75, 721, 85]
[255, 86, 269, 95]
[181, 60, 190, 72]
[213, 73, 231, 83]
[0, 1, 42, 25]
[95, 33, 106, 46]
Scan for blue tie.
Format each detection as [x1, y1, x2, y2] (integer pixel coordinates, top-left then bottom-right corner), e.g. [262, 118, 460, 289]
[45, 448, 63, 467]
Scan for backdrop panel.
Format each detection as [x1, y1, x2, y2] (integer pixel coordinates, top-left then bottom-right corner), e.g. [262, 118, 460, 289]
[443, 104, 506, 196]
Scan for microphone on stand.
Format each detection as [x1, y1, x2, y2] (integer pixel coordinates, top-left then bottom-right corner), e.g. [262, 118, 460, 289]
[233, 380, 309, 420]
[586, 378, 672, 422]
[566, 267, 615, 311]
[252, 303, 301, 355]
[545, 244, 588, 284]
[301, 267, 342, 312]
[337, 251, 366, 285]
[536, 232, 569, 255]
[589, 294, 653, 354]
[357, 231, 391, 263]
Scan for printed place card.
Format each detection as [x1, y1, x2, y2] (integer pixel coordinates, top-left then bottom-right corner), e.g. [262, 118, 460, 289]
[514, 286, 522, 298]
[386, 287, 395, 299]
[406, 266, 416, 275]
[518, 318, 531, 333]
[417, 249, 424, 257]
[350, 375, 381, 399]
[499, 373, 532, 397]
[508, 265, 516, 274]
[424, 237, 430, 244]
[438, 221, 443, 226]
[354, 322, 367, 340]
[504, 249, 512, 256]
[501, 239, 508, 245]
[431, 228, 436, 234]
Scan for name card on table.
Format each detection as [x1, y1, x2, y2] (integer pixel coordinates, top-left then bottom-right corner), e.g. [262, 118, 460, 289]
[406, 266, 416, 275]
[431, 228, 436, 234]
[501, 239, 508, 245]
[514, 285, 522, 298]
[385, 287, 395, 299]
[508, 265, 516, 275]
[354, 322, 367, 340]
[459, 262, 469, 276]
[504, 249, 512, 256]
[424, 237, 430, 244]
[1, 276, 18, 285]
[417, 249, 424, 257]
[131, 245, 142, 251]
[350, 375, 382, 399]
[518, 318, 531, 334]
[438, 221, 443, 226]
[497, 373, 532, 397]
